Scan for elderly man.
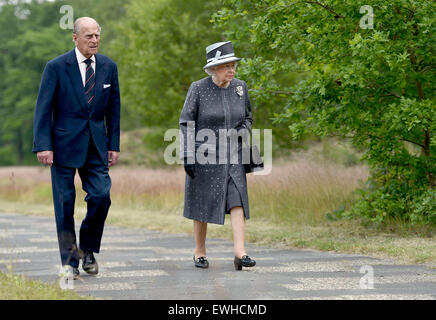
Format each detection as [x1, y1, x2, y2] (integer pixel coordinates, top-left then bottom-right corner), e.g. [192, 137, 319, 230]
[32, 17, 120, 279]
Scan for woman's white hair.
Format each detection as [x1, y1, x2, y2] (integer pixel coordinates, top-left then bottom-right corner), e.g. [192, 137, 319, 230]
[204, 67, 215, 76]
[204, 62, 238, 76]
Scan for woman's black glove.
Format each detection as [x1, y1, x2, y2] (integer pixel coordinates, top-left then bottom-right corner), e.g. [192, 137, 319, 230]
[184, 160, 195, 179]
[235, 123, 247, 133]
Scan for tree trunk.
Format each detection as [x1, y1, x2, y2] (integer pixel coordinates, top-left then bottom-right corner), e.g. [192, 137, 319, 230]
[408, 47, 433, 188]
[422, 129, 435, 188]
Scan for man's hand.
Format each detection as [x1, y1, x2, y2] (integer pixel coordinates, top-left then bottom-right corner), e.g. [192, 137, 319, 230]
[37, 151, 54, 166]
[108, 151, 119, 167]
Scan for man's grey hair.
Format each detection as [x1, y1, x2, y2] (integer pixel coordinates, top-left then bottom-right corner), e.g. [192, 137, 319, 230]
[73, 17, 101, 35]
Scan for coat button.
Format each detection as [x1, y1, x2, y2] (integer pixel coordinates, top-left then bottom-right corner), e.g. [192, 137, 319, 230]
[85, 131, 89, 136]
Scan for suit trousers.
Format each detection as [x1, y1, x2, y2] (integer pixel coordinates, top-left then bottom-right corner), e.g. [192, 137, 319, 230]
[50, 138, 111, 268]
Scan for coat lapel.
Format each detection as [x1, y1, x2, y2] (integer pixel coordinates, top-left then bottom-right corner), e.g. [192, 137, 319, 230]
[65, 49, 88, 112]
[91, 54, 107, 111]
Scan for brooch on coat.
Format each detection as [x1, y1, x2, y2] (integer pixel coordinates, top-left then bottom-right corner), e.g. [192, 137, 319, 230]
[236, 86, 244, 97]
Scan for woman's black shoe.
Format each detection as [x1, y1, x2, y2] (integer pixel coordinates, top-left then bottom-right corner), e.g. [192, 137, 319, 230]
[234, 255, 256, 270]
[193, 256, 209, 268]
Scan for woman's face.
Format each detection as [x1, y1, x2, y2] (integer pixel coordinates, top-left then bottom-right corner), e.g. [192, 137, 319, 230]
[213, 62, 237, 83]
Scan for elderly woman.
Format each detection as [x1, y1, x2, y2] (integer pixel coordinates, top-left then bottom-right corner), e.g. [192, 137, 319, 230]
[179, 41, 260, 270]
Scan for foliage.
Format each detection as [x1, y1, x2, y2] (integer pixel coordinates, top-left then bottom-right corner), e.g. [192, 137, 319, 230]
[112, 0, 224, 129]
[0, 271, 89, 300]
[0, 0, 128, 165]
[118, 127, 171, 168]
[210, 1, 309, 150]
[0, 1, 71, 165]
[213, 0, 436, 224]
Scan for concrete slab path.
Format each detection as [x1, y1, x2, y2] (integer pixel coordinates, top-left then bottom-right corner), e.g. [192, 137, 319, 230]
[0, 212, 435, 300]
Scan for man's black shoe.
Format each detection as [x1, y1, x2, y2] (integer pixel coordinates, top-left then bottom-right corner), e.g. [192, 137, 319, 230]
[82, 251, 99, 275]
[73, 267, 80, 279]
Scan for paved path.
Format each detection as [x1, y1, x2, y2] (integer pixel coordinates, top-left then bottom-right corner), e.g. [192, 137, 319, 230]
[0, 212, 435, 300]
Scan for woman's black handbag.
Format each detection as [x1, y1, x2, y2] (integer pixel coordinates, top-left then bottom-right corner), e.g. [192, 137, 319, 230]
[234, 124, 264, 174]
[244, 143, 264, 173]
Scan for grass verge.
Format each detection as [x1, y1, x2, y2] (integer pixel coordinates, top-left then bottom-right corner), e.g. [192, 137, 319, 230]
[0, 270, 89, 300]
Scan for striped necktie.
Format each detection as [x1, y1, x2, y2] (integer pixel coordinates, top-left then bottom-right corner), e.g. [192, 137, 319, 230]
[84, 58, 95, 106]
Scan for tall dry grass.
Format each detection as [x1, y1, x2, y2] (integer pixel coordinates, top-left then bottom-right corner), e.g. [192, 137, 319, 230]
[0, 167, 52, 204]
[0, 155, 368, 227]
[248, 155, 368, 225]
[2, 159, 436, 266]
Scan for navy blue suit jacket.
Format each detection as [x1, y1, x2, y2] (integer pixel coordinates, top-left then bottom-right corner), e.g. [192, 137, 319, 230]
[32, 49, 121, 168]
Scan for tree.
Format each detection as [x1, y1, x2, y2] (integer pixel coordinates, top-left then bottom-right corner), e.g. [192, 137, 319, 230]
[112, 0, 225, 128]
[0, 0, 129, 165]
[213, 0, 436, 223]
[0, 1, 72, 165]
[211, 1, 310, 152]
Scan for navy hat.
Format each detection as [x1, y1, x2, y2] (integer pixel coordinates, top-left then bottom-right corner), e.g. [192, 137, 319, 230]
[203, 41, 241, 69]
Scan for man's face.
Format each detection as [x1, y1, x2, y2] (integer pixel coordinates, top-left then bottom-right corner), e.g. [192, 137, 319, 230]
[73, 23, 100, 58]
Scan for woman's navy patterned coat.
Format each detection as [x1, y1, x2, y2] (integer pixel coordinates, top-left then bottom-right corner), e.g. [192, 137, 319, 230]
[179, 76, 253, 225]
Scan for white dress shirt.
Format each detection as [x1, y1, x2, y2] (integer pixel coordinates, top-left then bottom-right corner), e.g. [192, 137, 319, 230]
[75, 47, 96, 87]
